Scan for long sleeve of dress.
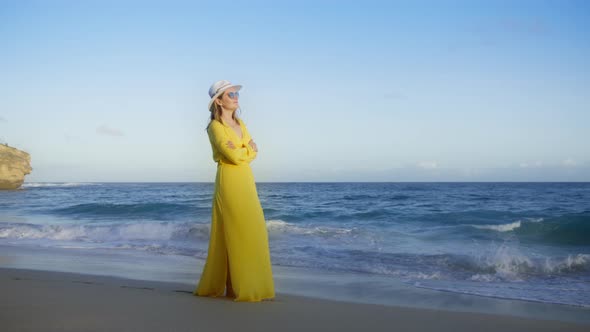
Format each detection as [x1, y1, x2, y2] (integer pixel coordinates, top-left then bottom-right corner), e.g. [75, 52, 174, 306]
[242, 123, 258, 163]
[208, 121, 256, 165]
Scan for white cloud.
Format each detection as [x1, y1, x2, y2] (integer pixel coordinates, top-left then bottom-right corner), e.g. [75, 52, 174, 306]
[562, 158, 577, 167]
[0, 116, 5, 122]
[96, 124, 125, 137]
[417, 161, 438, 169]
[519, 161, 543, 168]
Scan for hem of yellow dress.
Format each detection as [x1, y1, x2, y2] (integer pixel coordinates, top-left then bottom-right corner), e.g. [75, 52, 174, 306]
[232, 297, 275, 303]
[193, 291, 223, 297]
[194, 291, 275, 302]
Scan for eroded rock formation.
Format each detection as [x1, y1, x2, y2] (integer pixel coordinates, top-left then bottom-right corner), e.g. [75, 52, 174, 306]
[0, 144, 32, 190]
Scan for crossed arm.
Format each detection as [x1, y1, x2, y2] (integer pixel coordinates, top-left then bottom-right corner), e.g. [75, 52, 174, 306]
[208, 121, 258, 165]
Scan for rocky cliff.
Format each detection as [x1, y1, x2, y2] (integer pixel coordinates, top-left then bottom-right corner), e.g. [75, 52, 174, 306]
[0, 144, 32, 190]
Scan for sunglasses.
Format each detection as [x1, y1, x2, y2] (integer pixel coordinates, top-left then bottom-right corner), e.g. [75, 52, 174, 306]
[227, 91, 240, 99]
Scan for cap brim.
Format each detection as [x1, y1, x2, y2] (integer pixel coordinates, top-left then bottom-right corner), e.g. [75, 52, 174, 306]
[208, 85, 242, 111]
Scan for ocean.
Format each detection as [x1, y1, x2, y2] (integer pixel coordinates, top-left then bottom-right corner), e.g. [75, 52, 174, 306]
[1, 182, 589, 308]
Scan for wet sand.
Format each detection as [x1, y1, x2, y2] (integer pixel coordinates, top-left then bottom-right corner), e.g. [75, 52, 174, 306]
[1, 267, 588, 332]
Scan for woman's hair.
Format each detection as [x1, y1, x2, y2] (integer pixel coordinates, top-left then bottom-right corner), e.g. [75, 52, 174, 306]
[206, 90, 241, 131]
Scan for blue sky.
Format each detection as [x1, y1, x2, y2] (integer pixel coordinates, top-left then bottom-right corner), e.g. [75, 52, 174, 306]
[1, 0, 588, 182]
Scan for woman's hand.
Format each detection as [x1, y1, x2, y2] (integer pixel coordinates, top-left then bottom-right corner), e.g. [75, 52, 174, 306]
[226, 140, 257, 152]
[248, 139, 258, 152]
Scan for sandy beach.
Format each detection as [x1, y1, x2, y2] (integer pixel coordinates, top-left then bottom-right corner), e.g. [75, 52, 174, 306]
[0, 267, 588, 332]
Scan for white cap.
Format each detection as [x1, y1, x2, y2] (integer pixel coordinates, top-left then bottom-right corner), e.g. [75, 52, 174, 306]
[208, 80, 242, 111]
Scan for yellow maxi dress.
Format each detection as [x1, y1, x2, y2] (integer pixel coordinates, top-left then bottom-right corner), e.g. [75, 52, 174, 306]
[194, 118, 275, 302]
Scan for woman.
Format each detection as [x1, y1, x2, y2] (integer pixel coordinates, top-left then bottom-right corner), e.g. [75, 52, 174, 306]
[193, 80, 275, 302]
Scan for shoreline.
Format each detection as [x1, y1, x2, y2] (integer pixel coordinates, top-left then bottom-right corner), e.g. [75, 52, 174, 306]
[1, 243, 590, 327]
[1, 266, 589, 332]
